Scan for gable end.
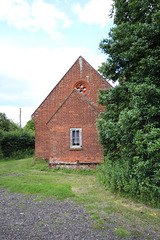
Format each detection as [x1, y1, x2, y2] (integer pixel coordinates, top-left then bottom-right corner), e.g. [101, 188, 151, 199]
[46, 88, 100, 125]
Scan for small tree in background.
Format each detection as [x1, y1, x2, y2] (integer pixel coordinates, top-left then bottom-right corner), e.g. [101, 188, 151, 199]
[24, 119, 35, 133]
[0, 113, 35, 159]
[98, 0, 160, 207]
[0, 113, 20, 132]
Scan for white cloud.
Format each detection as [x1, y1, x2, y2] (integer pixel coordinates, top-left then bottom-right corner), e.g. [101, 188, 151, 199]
[0, 42, 107, 125]
[72, 0, 113, 27]
[0, 0, 113, 127]
[0, 0, 72, 39]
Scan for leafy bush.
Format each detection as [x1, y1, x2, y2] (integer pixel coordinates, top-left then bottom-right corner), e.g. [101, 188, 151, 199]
[0, 130, 4, 159]
[8, 149, 35, 160]
[98, 157, 160, 207]
[1, 130, 35, 159]
[97, 0, 160, 207]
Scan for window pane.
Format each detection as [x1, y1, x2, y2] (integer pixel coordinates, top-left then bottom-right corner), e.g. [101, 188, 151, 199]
[70, 128, 82, 147]
[72, 130, 75, 145]
[76, 131, 80, 145]
[72, 130, 75, 138]
[76, 130, 79, 138]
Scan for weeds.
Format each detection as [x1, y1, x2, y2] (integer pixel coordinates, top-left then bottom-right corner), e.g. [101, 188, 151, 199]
[32, 157, 96, 175]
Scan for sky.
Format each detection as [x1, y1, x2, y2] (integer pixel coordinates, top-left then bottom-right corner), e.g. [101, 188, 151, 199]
[0, 0, 114, 127]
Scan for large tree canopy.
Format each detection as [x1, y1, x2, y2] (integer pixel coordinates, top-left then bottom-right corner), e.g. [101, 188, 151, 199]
[98, 0, 160, 207]
[99, 0, 160, 86]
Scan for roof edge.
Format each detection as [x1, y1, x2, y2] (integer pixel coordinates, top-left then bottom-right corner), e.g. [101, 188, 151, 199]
[32, 56, 111, 118]
[32, 56, 83, 118]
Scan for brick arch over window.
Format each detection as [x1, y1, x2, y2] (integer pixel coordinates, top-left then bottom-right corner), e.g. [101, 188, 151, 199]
[74, 81, 89, 95]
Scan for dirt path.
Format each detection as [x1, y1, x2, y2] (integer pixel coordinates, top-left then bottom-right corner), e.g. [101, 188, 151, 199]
[0, 187, 159, 240]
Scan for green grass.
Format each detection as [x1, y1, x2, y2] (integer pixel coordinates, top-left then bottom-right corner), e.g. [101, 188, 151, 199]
[0, 175, 74, 199]
[0, 158, 74, 200]
[115, 228, 131, 238]
[0, 157, 160, 238]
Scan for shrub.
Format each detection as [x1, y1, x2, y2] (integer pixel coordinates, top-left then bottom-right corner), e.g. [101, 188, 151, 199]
[1, 130, 35, 159]
[0, 130, 4, 159]
[98, 157, 160, 208]
[97, 0, 160, 208]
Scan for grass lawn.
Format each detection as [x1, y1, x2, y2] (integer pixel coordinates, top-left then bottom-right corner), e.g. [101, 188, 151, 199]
[0, 157, 160, 239]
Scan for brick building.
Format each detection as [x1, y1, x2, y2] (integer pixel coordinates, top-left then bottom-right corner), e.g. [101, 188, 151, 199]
[32, 56, 111, 168]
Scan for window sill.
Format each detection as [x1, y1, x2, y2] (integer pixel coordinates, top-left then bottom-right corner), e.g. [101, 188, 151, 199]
[69, 147, 83, 151]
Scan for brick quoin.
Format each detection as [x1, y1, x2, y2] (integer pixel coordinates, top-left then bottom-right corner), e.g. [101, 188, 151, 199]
[32, 56, 111, 168]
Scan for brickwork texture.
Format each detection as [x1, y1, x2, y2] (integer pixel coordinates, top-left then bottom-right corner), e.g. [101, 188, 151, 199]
[32, 56, 111, 165]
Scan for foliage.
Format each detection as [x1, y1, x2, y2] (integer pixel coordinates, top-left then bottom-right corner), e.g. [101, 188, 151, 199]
[98, 0, 160, 207]
[24, 119, 35, 133]
[0, 113, 35, 159]
[7, 149, 35, 160]
[1, 130, 35, 159]
[99, 0, 160, 86]
[0, 112, 20, 132]
[0, 130, 3, 159]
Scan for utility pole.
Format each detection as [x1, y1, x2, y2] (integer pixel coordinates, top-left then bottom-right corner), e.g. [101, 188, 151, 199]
[19, 108, 22, 128]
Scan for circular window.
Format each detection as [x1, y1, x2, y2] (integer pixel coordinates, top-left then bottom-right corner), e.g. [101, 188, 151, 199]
[74, 81, 89, 95]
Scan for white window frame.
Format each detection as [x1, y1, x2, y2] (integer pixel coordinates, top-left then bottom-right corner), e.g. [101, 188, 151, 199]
[70, 128, 82, 149]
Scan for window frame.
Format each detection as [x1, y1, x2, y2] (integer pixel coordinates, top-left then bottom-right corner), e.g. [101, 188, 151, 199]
[70, 128, 82, 149]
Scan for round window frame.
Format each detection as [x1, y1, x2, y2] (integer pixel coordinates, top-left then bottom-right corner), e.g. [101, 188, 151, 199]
[74, 81, 89, 95]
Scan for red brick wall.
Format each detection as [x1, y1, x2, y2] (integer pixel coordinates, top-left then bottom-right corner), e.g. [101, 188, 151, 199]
[48, 90, 104, 164]
[32, 56, 111, 161]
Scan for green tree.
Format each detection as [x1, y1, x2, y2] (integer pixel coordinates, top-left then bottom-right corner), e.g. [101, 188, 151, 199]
[0, 113, 10, 131]
[24, 119, 35, 133]
[98, 0, 160, 207]
[99, 0, 160, 86]
[0, 113, 20, 132]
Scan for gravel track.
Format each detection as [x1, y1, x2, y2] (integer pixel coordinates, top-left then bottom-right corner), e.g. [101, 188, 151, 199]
[0, 187, 159, 240]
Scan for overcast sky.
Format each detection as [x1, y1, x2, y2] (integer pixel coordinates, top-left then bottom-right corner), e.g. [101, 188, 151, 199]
[0, 0, 113, 127]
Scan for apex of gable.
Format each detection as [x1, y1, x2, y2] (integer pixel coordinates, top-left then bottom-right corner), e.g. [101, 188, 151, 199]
[32, 55, 111, 120]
